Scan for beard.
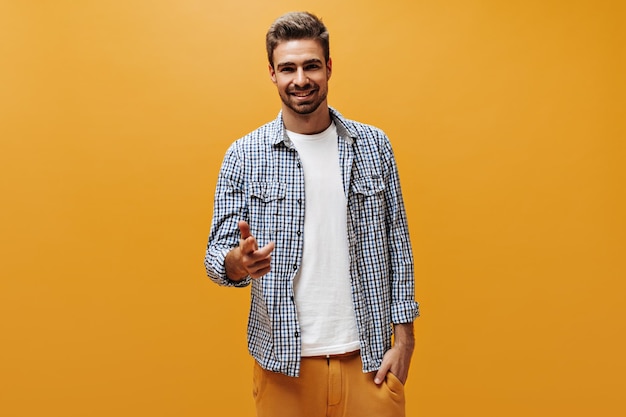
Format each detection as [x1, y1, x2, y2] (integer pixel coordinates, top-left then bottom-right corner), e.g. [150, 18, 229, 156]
[279, 84, 328, 115]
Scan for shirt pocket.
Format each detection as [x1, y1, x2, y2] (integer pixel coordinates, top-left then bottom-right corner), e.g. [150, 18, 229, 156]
[250, 182, 286, 203]
[248, 182, 286, 238]
[350, 175, 386, 226]
[351, 175, 385, 197]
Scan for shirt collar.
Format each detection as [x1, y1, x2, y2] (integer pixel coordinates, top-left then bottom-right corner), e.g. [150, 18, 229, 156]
[272, 106, 357, 147]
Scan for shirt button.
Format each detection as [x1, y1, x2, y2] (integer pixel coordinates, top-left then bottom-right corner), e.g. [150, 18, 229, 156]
[295, 331, 300, 337]
[296, 231, 301, 236]
[297, 163, 301, 168]
[293, 264, 298, 270]
[297, 199, 302, 204]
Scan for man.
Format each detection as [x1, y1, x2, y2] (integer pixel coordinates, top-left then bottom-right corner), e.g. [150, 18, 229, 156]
[205, 11, 419, 417]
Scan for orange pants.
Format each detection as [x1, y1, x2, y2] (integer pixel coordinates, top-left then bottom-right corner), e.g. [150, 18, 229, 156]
[253, 352, 406, 417]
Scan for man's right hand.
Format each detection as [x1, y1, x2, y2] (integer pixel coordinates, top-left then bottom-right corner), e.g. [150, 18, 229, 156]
[224, 221, 275, 281]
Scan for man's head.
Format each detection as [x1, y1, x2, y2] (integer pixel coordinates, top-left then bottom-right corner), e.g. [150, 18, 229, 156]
[266, 12, 333, 122]
[266, 11, 330, 69]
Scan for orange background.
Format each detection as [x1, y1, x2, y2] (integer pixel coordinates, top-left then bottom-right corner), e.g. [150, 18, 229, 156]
[1, 1, 624, 416]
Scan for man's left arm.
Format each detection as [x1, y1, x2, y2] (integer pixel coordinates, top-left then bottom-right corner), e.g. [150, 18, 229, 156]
[374, 135, 419, 385]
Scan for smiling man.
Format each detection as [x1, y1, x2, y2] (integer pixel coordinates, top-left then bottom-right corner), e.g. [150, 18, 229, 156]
[205, 11, 419, 417]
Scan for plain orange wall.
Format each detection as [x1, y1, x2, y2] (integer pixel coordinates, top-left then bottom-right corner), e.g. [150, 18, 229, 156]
[1, 1, 624, 416]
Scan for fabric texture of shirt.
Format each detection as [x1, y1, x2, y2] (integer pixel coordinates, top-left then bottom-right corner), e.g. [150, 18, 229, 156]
[205, 107, 419, 377]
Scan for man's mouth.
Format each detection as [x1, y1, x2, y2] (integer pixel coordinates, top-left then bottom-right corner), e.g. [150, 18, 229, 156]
[290, 89, 316, 98]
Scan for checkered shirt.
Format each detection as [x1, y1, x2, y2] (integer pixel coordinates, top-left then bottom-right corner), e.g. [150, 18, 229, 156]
[205, 107, 419, 377]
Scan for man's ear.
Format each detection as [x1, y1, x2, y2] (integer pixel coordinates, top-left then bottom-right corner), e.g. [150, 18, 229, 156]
[269, 64, 277, 84]
[326, 57, 332, 79]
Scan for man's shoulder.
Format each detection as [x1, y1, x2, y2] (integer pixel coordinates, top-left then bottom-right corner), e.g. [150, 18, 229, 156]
[235, 115, 282, 145]
[329, 107, 387, 141]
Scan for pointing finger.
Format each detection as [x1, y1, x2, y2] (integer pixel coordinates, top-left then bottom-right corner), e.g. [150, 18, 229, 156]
[255, 242, 275, 258]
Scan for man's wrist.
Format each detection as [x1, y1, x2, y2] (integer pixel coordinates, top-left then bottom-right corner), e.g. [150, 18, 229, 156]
[393, 322, 415, 349]
[224, 247, 248, 282]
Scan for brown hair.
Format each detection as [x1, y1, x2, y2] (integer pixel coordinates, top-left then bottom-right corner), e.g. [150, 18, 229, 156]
[266, 11, 330, 68]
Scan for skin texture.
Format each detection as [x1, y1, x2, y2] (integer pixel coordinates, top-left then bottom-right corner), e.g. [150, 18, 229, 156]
[225, 38, 414, 385]
[225, 221, 274, 281]
[375, 322, 415, 385]
[269, 39, 332, 134]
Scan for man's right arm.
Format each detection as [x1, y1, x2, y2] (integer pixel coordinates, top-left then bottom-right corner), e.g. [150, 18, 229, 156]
[204, 143, 251, 287]
[204, 144, 275, 286]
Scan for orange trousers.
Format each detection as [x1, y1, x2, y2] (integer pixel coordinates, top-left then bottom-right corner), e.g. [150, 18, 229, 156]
[253, 352, 406, 417]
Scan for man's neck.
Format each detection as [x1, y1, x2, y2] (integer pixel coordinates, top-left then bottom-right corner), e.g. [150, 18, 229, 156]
[282, 104, 332, 135]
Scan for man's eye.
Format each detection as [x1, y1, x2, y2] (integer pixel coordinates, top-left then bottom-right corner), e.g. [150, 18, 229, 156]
[280, 67, 295, 72]
[306, 65, 321, 70]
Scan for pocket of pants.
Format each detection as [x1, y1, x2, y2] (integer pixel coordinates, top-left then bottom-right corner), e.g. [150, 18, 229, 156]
[384, 371, 405, 397]
[252, 361, 265, 399]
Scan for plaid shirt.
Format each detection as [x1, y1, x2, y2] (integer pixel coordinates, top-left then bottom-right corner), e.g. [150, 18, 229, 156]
[205, 107, 419, 377]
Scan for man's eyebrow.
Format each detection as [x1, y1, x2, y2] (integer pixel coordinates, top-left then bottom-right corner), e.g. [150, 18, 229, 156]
[276, 59, 323, 68]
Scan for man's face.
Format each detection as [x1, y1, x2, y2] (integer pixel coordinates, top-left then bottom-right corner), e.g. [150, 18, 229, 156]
[269, 39, 332, 116]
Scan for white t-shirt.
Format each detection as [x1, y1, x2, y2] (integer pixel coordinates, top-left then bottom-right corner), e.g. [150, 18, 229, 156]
[287, 122, 361, 356]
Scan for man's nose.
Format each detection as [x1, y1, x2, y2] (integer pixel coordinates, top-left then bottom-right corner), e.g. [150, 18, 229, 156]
[294, 68, 309, 86]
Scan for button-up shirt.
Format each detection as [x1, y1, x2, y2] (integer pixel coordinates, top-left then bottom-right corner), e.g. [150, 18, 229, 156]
[205, 107, 419, 377]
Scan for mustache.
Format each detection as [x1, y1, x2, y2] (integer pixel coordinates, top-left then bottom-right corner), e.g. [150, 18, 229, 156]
[290, 83, 316, 92]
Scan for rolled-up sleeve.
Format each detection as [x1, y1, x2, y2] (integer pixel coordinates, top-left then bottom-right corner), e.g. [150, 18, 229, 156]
[383, 138, 420, 323]
[204, 142, 252, 288]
